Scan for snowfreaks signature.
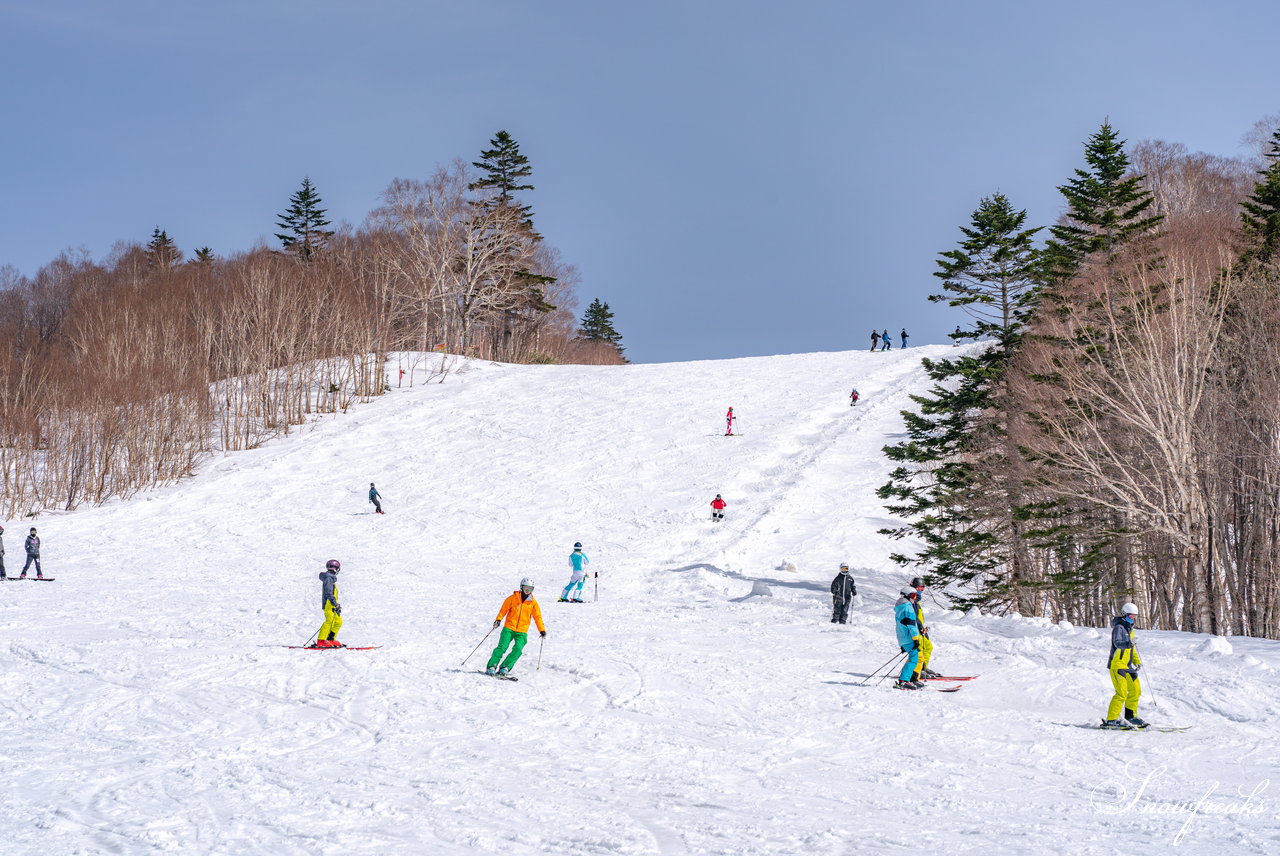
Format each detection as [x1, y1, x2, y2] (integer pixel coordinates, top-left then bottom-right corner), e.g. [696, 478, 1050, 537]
[1090, 760, 1269, 844]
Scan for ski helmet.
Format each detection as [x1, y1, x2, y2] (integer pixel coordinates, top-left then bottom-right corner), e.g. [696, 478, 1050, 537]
[839, 563, 850, 571]
[573, 542, 582, 550]
[911, 577, 925, 588]
[901, 587, 917, 598]
[1121, 602, 1138, 616]
[520, 577, 535, 589]
[326, 559, 341, 572]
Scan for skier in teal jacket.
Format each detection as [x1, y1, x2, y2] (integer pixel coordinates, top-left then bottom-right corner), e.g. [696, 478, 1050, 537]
[893, 588, 922, 689]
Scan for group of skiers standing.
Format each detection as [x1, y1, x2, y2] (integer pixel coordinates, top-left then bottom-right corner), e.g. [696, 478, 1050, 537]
[870, 329, 908, 351]
[0, 526, 45, 580]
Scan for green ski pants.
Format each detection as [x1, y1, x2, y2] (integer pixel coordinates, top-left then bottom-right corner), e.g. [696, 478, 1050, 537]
[487, 627, 528, 671]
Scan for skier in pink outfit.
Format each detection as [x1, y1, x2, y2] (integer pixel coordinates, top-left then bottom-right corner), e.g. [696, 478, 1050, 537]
[725, 407, 735, 436]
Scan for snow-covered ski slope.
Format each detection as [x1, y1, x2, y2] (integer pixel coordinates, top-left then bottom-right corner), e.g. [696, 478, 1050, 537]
[3, 347, 1278, 855]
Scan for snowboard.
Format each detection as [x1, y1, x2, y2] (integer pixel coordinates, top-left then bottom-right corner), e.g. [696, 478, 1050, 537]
[3, 577, 54, 581]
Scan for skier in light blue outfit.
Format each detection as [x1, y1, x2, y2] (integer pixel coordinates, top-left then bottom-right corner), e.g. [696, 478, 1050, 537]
[559, 542, 590, 602]
[893, 588, 923, 689]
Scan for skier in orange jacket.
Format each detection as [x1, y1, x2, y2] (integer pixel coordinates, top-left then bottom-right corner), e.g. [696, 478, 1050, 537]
[486, 577, 546, 677]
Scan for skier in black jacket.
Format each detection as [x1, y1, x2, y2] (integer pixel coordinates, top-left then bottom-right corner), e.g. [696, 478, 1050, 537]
[21, 528, 43, 579]
[830, 563, 858, 623]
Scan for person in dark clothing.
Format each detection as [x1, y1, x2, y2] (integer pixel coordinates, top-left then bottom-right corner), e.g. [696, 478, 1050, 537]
[21, 527, 43, 579]
[900, 328, 909, 348]
[0, 524, 6, 579]
[368, 483, 384, 515]
[830, 563, 858, 623]
[870, 330, 880, 352]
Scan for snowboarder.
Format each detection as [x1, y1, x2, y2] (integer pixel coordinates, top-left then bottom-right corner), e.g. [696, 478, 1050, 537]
[486, 577, 546, 676]
[1102, 602, 1148, 729]
[0, 524, 6, 580]
[368, 483, 384, 515]
[893, 587, 923, 689]
[900, 328, 909, 348]
[881, 329, 892, 351]
[830, 563, 857, 623]
[952, 325, 963, 346]
[560, 542, 591, 602]
[313, 559, 344, 648]
[710, 494, 727, 522]
[909, 577, 939, 679]
[870, 330, 880, 352]
[20, 527, 42, 579]
[725, 407, 735, 436]
[850, 388, 860, 407]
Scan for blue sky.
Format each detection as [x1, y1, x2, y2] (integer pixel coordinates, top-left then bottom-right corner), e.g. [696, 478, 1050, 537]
[1, 1, 1277, 363]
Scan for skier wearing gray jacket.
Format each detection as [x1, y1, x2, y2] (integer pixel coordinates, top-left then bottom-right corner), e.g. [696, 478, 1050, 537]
[314, 559, 343, 647]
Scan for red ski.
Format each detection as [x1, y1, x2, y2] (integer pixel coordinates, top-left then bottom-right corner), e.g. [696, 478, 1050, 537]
[285, 645, 382, 650]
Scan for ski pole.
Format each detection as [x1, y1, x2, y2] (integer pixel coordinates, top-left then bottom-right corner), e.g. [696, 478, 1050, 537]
[594, 572, 598, 603]
[303, 628, 320, 649]
[875, 652, 909, 686]
[461, 625, 497, 666]
[537, 634, 545, 671]
[858, 650, 906, 686]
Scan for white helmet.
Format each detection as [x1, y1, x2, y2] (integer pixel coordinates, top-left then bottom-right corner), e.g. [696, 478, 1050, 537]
[1121, 602, 1138, 616]
[520, 577, 535, 588]
[839, 563, 850, 571]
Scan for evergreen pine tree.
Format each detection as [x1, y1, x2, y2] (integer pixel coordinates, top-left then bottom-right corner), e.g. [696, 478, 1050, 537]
[470, 130, 535, 223]
[145, 227, 182, 269]
[578, 298, 626, 359]
[275, 177, 334, 260]
[191, 247, 215, 264]
[879, 194, 1039, 605]
[931, 192, 1041, 345]
[1240, 126, 1280, 269]
[1040, 121, 1163, 283]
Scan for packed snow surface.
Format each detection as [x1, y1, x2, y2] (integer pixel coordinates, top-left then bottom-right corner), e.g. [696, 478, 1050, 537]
[2, 347, 1277, 855]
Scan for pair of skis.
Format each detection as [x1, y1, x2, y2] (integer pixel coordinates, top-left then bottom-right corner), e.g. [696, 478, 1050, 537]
[285, 644, 381, 650]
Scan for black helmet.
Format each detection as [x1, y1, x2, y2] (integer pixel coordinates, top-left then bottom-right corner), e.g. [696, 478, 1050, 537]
[326, 559, 341, 572]
[910, 577, 924, 588]
[573, 542, 582, 550]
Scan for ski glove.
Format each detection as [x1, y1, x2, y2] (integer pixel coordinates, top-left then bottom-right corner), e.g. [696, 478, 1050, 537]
[493, 620, 501, 630]
[539, 631, 547, 638]
[334, 605, 342, 616]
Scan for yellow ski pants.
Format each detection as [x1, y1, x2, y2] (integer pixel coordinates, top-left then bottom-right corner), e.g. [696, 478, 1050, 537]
[1106, 668, 1141, 720]
[318, 602, 343, 642]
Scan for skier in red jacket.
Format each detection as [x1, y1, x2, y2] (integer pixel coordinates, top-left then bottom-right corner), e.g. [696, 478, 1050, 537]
[725, 407, 735, 436]
[711, 494, 727, 522]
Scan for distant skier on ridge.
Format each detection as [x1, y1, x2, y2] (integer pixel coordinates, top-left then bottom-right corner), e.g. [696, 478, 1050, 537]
[870, 330, 880, 352]
[1102, 602, 1148, 729]
[881, 329, 892, 351]
[559, 542, 590, 602]
[900, 328, 909, 348]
